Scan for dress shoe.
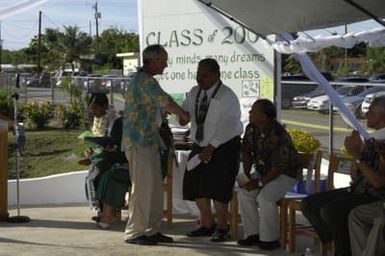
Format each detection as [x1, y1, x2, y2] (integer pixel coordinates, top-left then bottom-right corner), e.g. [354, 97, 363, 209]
[91, 216, 101, 222]
[211, 225, 230, 242]
[237, 234, 260, 246]
[125, 235, 158, 245]
[256, 240, 280, 250]
[149, 232, 174, 243]
[186, 223, 217, 237]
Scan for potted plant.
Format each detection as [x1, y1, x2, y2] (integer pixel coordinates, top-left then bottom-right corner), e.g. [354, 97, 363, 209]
[287, 128, 321, 167]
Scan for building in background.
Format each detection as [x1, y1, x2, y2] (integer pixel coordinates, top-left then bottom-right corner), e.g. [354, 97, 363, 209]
[116, 52, 140, 76]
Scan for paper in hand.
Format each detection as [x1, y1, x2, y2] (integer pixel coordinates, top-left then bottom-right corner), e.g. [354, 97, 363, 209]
[187, 154, 201, 171]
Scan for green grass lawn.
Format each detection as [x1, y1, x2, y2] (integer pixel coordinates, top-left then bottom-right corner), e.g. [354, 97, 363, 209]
[7, 128, 88, 179]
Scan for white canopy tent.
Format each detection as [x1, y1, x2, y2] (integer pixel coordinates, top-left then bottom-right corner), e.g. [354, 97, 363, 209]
[0, 0, 47, 19]
[198, 0, 385, 38]
[198, 0, 385, 142]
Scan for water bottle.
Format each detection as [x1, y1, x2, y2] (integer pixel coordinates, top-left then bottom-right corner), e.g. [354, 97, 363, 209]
[303, 247, 313, 256]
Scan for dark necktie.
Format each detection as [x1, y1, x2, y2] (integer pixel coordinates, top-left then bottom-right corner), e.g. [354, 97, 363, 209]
[195, 91, 208, 142]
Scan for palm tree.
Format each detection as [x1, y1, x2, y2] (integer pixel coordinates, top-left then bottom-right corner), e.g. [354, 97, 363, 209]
[59, 25, 92, 72]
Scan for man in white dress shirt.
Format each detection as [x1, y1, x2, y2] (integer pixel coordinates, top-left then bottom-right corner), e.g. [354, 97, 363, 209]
[180, 58, 243, 242]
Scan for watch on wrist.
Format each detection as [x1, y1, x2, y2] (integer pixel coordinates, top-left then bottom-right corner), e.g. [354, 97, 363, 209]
[354, 154, 364, 165]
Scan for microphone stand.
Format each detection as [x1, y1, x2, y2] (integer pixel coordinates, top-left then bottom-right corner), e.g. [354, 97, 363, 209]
[7, 73, 30, 223]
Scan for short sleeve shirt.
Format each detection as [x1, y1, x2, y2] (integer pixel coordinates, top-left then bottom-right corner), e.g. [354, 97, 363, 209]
[122, 69, 172, 151]
[352, 139, 385, 199]
[242, 121, 302, 179]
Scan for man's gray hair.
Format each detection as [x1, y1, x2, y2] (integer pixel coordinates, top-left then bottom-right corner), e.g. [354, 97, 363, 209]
[142, 44, 166, 64]
[371, 95, 385, 113]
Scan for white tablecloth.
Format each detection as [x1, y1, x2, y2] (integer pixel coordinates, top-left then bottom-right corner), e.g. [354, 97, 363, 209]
[172, 150, 200, 216]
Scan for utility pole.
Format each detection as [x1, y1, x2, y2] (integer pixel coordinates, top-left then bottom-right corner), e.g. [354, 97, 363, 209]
[37, 11, 42, 73]
[93, 1, 101, 54]
[344, 24, 348, 70]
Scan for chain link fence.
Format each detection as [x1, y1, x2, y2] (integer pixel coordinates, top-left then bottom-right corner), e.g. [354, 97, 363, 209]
[0, 72, 132, 112]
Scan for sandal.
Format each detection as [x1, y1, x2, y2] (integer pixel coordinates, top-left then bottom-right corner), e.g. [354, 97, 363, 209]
[210, 225, 230, 242]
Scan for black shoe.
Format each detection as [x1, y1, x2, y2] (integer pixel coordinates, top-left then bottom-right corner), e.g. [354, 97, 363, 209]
[91, 216, 101, 222]
[257, 240, 280, 250]
[150, 232, 174, 243]
[125, 235, 158, 245]
[186, 224, 217, 237]
[237, 234, 260, 246]
[211, 225, 230, 242]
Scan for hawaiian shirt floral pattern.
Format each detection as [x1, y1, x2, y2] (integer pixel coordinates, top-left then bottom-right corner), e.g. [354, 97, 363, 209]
[122, 69, 172, 151]
[242, 120, 302, 179]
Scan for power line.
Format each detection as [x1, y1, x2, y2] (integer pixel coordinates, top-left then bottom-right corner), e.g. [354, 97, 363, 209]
[2, 21, 38, 31]
[41, 12, 62, 28]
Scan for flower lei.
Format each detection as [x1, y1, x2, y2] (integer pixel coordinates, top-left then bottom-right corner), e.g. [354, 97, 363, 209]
[92, 114, 109, 137]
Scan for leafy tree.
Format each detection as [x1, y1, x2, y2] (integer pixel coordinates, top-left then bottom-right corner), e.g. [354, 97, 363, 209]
[3, 26, 139, 73]
[59, 26, 92, 71]
[25, 28, 62, 71]
[282, 54, 302, 74]
[361, 47, 385, 76]
[96, 27, 139, 69]
[2, 49, 28, 65]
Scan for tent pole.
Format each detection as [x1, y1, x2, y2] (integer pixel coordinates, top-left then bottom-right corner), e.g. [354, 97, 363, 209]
[275, 50, 282, 121]
[329, 102, 334, 156]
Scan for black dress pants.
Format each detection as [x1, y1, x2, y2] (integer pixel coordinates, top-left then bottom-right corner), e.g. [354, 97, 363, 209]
[300, 188, 378, 256]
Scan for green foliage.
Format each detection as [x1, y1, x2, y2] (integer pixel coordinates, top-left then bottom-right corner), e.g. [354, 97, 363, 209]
[19, 101, 54, 129]
[334, 60, 351, 77]
[61, 76, 82, 103]
[0, 88, 16, 118]
[56, 103, 82, 129]
[97, 27, 139, 69]
[282, 55, 302, 74]
[287, 128, 321, 154]
[339, 146, 352, 158]
[361, 47, 385, 76]
[59, 77, 89, 130]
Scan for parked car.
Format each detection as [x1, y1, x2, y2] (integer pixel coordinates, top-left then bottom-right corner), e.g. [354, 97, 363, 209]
[84, 74, 104, 92]
[333, 86, 385, 117]
[101, 75, 124, 91]
[54, 70, 81, 87]
[281, 73, 333, 109]
[291, 83, 342, 109]
[26, 72, 52, 87]
[306, 85, 367, 113]
[361, 87, 385, 117]
[369, 73, 385, 81]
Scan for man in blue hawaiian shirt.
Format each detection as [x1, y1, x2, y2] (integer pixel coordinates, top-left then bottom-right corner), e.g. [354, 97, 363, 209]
[122, 44, 189, 245]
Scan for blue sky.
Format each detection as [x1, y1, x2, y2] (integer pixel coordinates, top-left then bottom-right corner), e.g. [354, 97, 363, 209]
[0, 0, 382, 51]
[0, 0, 138, 51]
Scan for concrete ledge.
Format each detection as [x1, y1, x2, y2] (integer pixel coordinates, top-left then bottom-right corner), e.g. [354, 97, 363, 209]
[8, 170, 88, 206]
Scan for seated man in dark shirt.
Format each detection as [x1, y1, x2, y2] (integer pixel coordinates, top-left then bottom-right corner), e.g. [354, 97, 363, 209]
[301, 95, 385, 256]
[237, 99, 302, 250]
